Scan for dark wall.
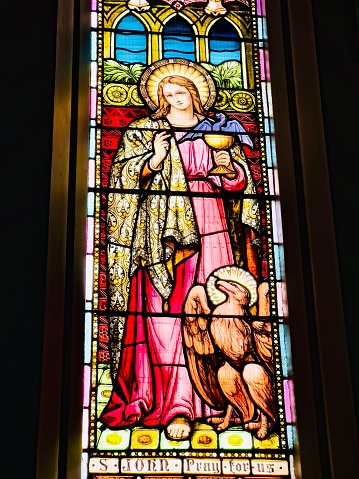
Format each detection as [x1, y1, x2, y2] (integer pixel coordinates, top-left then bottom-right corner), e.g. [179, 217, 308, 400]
[2, 1, 358, 478]
[2, 1, 57, 478]
[311, 0, 359, 423]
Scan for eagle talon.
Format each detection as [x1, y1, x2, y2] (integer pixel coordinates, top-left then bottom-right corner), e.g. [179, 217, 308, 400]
[245, 411, 270, 439]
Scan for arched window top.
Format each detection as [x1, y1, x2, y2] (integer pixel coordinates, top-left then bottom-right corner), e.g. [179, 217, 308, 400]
[116, 13, 145, 32]
[163, 16, 195, 61]
[209, 18, 241, 65]
[163, 15, 193, 36]
[115, 13, 146, 64]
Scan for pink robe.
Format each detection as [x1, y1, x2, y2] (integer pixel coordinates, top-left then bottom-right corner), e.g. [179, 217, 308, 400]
[101, 134, 246, 428]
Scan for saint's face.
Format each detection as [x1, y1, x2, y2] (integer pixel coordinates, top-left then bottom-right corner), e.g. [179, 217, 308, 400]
[162, 83, 193, 111]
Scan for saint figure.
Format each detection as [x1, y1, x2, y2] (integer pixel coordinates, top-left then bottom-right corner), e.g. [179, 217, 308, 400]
[100, 59, 260, 440]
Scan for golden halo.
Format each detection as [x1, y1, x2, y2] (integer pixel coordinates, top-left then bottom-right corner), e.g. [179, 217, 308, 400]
[140, 58, 217, 111]
[206, 266, 258, 307]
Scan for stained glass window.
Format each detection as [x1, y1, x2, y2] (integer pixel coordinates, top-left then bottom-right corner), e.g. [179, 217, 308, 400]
[83, 1, 299, 478]
[163, 16, 195, 61]
[209, 19, 241, 65]
[115, 14, 147, 64]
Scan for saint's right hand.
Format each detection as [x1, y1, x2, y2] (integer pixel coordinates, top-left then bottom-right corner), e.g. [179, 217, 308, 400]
[150, 131, 171, 170]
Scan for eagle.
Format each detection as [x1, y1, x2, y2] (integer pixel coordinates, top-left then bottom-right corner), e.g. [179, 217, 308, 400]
[178, 113, 254, 148]
[183, 266, 276, 439]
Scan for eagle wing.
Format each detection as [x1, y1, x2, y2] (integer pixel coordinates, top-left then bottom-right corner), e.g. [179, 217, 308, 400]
[177, 120, 212, 143]
[183, 285, 225, 409]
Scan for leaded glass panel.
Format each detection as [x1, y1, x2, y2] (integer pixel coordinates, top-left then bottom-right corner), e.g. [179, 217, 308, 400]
[83, 1, 299, 478]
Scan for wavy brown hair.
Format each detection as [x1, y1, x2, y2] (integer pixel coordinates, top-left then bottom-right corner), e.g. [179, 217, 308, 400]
[152, 75, 205, 120]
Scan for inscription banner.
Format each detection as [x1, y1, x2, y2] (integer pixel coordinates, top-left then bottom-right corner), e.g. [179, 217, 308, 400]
[89, 457, 289, 476]
[89, 458, 120, 474]
[121, 458, 182, 474]
[222, 459, 251, 475]
[183, 458, 221, 474]
[251, 460, 289, 475]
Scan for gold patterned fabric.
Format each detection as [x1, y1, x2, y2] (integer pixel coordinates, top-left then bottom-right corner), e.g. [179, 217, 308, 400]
[229, 144, 260, 233]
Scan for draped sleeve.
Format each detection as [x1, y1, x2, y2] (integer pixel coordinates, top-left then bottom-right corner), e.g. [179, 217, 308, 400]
[230, 143, 260, 234]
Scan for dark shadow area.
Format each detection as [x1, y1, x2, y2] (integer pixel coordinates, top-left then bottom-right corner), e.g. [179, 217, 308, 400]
[311, 0, 359, 435]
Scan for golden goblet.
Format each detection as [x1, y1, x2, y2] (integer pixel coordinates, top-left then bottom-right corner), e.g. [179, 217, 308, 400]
[203, 133, 235, 175]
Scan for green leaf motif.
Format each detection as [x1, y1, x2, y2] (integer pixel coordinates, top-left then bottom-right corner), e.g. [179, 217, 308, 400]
[104, 60, 146, 84]
[201, 61, 242, 89]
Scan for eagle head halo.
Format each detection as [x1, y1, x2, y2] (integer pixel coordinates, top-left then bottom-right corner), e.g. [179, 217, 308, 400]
[206, 266, 258, 307]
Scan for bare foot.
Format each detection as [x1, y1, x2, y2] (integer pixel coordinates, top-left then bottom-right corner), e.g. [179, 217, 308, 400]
[166, 416, 191, 440]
